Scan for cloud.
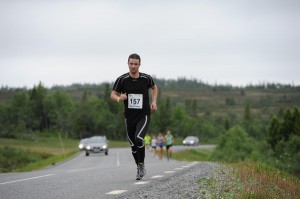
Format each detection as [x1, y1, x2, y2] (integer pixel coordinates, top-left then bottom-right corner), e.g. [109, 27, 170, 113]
[0, 0, 299, 87]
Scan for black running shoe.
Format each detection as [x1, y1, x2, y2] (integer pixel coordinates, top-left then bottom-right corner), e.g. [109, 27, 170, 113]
[136, 166, 140, 180]
[136, 163, 146, 180]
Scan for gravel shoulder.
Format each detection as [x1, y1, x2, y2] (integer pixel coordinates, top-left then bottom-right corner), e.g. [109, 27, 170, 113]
[118, 161, 228, 199]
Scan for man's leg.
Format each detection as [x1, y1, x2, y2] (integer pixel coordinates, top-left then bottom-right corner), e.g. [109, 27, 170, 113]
[166, 146, 170, 160]
[135, 115, 150, 164]
[125, 118, 138, 165]
[135, 115, 150, 180]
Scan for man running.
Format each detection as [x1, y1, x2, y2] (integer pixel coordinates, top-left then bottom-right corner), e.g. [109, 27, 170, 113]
[111, 53, 158, 180]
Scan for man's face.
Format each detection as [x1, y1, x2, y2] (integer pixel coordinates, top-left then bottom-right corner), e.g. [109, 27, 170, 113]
[128, 58, 140, 75]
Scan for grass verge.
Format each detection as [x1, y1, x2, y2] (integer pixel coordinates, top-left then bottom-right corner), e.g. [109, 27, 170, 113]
[172, 149, 300, 198]
[197, 161, 300, 198]
[172, 148, 212, 161]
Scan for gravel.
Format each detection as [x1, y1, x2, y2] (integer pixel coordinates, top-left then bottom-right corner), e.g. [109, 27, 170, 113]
[117, 162, 229, 199]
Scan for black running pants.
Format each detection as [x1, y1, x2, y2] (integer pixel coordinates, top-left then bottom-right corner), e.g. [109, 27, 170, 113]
[125, 115, 150, 165]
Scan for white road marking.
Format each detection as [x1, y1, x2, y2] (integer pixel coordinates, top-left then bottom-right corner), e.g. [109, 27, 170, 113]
[117, 151, 120, 167]
[106, 190, 128, 195]
[134, 181, 149, 185]
[182, 165, 190, 168]
[174, 168, 183, 170]
[67, 167, 96, 173]
[0, 174, 55, 185]
[164, 171, 175, 174]
[189, 162, 198, 166]
[151, 175, 163, 178]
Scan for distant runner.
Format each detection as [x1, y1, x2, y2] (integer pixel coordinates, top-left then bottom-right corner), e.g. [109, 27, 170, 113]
[144, 133, 151, 150]
[165, 130, 174, 161]
[157, 132, 164, 160]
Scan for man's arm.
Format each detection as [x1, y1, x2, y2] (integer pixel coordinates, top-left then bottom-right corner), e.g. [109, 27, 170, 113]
[111, 90, 119, 101]
[111, 90, 127, 102]
[151, 85, 158, 111]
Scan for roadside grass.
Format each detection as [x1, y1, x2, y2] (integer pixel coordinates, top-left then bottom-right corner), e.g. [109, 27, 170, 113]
[0, 137, 128, 172]
[172, 148, 212, 162]
[230, 162, 300, 198]
[20, 150, 78, 172]
[172, 149, 300, 198]
[197, 161, 300, 198]
[108, 140, 130, 148]
[0, 137, 78, 154]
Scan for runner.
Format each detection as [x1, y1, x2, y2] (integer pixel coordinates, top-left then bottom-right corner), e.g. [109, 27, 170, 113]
[144, 133, 151, 150]
[151, 134, 157, 157]
[157, 132, 164, 160]
[111, 53, 158, 180]
[165, 130, 174, 161]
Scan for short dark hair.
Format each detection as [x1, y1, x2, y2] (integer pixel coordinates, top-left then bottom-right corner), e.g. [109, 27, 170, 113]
[128, 53, 141, 64]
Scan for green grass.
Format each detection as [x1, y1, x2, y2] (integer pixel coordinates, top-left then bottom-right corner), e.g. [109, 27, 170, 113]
[19, 150, 78, 172]
[108, 140, 130, 148]
[0, 136, 78, 154]
[172, 149, 212, 161]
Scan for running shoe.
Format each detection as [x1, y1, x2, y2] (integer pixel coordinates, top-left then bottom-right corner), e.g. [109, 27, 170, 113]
[136, 163, 146, 180]
[136, 166, 140, 180]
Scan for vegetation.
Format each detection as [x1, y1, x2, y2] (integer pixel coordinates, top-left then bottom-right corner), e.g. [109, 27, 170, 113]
[209, 107, 300, 176]
[0, 146, 52, 172]
[0, 78, 299, 177]
[172, 148, 212, 162]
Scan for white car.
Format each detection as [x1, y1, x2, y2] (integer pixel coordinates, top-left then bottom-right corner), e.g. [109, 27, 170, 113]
[85, 136, 108, 156]
[78, 138, 88, 150]
[183, 136, 199, 146]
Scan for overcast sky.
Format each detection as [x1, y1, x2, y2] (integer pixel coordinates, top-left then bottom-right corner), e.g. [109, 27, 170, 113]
[1, 0, 299, 88]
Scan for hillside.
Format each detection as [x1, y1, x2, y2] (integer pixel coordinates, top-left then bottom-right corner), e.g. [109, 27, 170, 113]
[1, 78, 299, 121]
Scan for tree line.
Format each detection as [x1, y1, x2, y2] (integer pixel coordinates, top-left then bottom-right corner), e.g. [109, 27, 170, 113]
[0, 82, 229, 141]
[0, 80, 299, 141]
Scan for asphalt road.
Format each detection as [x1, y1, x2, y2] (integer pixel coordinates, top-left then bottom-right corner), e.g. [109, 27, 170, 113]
[0, 145, 215, 199]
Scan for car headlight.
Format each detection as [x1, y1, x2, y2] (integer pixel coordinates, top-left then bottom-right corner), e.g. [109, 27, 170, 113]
[103, 145, 107, 149]
[183, 141, 186, 144]
[86, 146, 91, 150]
[191, 141, 194, 144]
[79, 144, 84, 149]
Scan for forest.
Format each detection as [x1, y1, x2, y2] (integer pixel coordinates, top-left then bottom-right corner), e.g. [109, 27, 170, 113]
[0, 78, 299, 175]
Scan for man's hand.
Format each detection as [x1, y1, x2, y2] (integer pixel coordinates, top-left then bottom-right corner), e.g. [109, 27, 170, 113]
[151, 102, 157, 111]
[120, 93, 127, 101]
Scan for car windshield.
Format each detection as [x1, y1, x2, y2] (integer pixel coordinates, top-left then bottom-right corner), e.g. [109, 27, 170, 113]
[80, 139, 88, 144]
[88, 137, 106, 144]
[186, 136, 196, 140]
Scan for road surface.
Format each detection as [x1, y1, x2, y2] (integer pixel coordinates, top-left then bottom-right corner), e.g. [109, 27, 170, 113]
[0, 145, 215, 199]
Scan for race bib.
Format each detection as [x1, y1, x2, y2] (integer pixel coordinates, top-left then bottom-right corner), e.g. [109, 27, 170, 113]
[128, 94, 143, 109]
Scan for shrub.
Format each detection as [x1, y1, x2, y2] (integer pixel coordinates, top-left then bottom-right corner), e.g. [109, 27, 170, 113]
[211, 125, 254, 162]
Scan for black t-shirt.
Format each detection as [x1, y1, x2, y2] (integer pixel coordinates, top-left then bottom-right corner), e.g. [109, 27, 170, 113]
[112, 72, 155, 119]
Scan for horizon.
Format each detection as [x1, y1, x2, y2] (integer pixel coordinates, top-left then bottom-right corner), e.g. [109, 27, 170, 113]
[0, 76, 298, 90]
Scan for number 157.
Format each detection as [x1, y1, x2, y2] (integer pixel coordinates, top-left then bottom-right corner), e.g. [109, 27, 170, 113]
[130, 99, 140, 104]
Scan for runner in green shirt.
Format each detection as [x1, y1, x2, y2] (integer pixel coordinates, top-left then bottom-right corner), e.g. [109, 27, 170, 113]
[144, 133, 151, 150]
[165, 130, 174, 161]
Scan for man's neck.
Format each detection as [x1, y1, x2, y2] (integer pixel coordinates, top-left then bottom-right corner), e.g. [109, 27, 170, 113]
[129, 72, 139, 78]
